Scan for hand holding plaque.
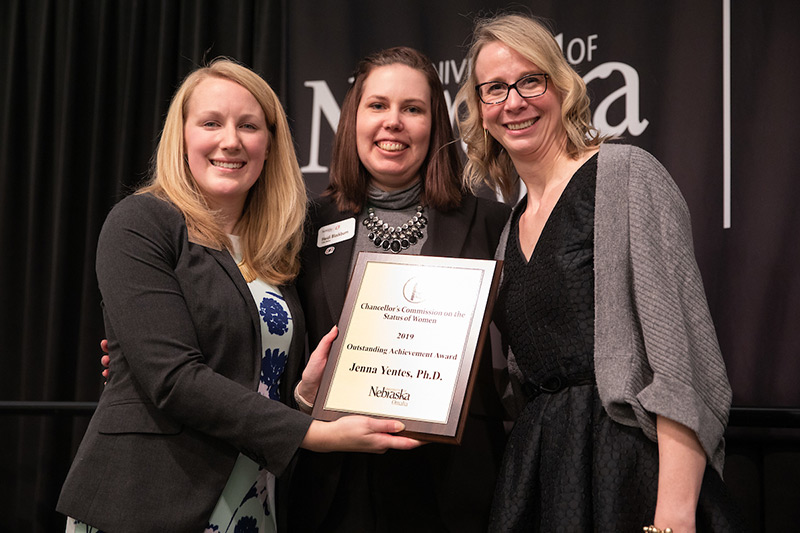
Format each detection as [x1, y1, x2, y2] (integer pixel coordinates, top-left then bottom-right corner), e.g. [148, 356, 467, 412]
[312, 252, 501, 443]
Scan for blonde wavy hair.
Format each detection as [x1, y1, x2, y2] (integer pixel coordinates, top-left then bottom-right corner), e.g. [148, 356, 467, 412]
[139, 58, 306, 285]
[456, 14, 607, 202]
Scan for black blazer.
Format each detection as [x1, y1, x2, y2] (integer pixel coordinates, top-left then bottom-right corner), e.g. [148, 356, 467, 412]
[57, 193, 312, 533]
[290, 193, 511, 532]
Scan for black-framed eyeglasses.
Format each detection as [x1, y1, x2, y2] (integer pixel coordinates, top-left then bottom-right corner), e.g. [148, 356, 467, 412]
[475, 73, 549, 105]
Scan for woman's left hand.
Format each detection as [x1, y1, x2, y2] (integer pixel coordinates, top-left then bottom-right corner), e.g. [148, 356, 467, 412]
[297, 325, 338, 404]
[652, 415, 705, 533]
[302, 416, 424, 453]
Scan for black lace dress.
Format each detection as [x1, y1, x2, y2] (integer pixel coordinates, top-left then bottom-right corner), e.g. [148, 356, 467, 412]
[489, 155, 744, 532]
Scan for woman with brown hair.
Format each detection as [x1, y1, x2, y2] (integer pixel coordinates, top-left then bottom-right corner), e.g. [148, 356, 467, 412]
[289, 46, 510, 532]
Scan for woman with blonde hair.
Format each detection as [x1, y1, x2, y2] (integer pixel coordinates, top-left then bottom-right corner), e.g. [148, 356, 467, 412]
[457, 13, 744, 532]
[58, 58, 419, 533]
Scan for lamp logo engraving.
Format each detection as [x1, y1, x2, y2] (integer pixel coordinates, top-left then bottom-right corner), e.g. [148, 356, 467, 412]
[402, 277, 427, 304]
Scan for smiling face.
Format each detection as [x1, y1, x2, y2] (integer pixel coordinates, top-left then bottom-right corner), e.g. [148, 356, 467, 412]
[355, 64, 432, 191]
[474, 41, 566, 164]
[183, 77, 269, 216]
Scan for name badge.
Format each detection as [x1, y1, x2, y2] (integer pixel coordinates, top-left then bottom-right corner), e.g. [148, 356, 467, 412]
[317, 218, 356, 248]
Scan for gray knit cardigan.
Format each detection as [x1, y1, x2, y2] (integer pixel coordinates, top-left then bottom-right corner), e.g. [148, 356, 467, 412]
[496, 143, 731, 475]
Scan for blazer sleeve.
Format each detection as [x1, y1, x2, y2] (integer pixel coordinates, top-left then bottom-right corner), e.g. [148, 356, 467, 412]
[96, 194, 312, 475]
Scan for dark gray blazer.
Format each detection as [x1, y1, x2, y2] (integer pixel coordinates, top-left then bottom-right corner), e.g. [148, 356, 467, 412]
[289, 193, 510, 532]
[57, 193, 312, 532]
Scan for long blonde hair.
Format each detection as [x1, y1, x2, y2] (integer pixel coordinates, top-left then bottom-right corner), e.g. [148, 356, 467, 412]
[140, 58, 306, 284]
[456, 14, 607, 202]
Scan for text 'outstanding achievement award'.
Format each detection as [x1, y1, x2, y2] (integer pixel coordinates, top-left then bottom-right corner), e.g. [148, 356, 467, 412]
[312, 252, 501, 443]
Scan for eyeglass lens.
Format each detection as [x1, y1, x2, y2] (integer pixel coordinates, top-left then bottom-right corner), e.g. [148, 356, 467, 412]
[478, 74, 547, 104]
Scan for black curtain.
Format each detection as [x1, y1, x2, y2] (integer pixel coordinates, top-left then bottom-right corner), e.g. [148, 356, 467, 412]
[0, 1, 283, 530]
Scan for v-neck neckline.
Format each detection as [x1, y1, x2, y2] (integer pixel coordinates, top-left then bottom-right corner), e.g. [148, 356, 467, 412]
[514, 153, 597, 265]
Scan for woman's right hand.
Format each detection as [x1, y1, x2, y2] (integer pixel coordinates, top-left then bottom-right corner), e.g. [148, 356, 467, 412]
[100, 339, 110, 380]
[301, 416, 424, 454]
[297, 326, 338, 405]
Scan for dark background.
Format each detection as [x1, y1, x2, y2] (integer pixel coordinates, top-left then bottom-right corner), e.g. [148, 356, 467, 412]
[1, 0, 798, 530]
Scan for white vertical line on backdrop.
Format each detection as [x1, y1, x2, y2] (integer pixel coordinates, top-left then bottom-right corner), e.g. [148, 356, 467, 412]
[723, 0, 732, 229]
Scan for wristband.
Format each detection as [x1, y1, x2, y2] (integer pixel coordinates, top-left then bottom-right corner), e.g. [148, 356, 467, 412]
[293, 381, 314, 414]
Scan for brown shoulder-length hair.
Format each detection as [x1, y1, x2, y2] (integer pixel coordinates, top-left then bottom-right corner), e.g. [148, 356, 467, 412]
[138, 58, 306, 285]
[456, 14, 608, 202]
[326, 46, 463, 214]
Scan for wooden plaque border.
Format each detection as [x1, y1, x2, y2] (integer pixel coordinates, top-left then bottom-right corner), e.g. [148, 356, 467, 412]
[311, 252, 502, 444]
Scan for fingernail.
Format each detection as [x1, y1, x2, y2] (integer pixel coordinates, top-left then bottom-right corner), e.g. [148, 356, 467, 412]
[395, 422, 405, 432]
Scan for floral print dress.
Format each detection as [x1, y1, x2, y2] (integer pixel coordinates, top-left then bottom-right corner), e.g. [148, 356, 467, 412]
[204, 237, 293, 533]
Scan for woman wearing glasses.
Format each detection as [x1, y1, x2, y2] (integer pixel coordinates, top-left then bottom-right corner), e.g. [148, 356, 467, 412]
[456, 13, 744, 533]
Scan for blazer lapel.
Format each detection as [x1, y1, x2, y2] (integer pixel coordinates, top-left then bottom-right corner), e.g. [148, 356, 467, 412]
[422, 194, 475, 258]
[204, 245, 262, 386]
[313, 202, 358, 323]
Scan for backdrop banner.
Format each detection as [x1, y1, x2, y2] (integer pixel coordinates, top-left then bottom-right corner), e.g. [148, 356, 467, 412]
[285, 0, 800, 408]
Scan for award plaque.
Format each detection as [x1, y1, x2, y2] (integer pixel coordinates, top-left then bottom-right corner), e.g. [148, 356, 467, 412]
[312, 252, 502, 444]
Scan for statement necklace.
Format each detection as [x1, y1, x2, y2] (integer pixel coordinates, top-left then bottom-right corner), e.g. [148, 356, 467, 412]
[363, 205, 427, 253]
